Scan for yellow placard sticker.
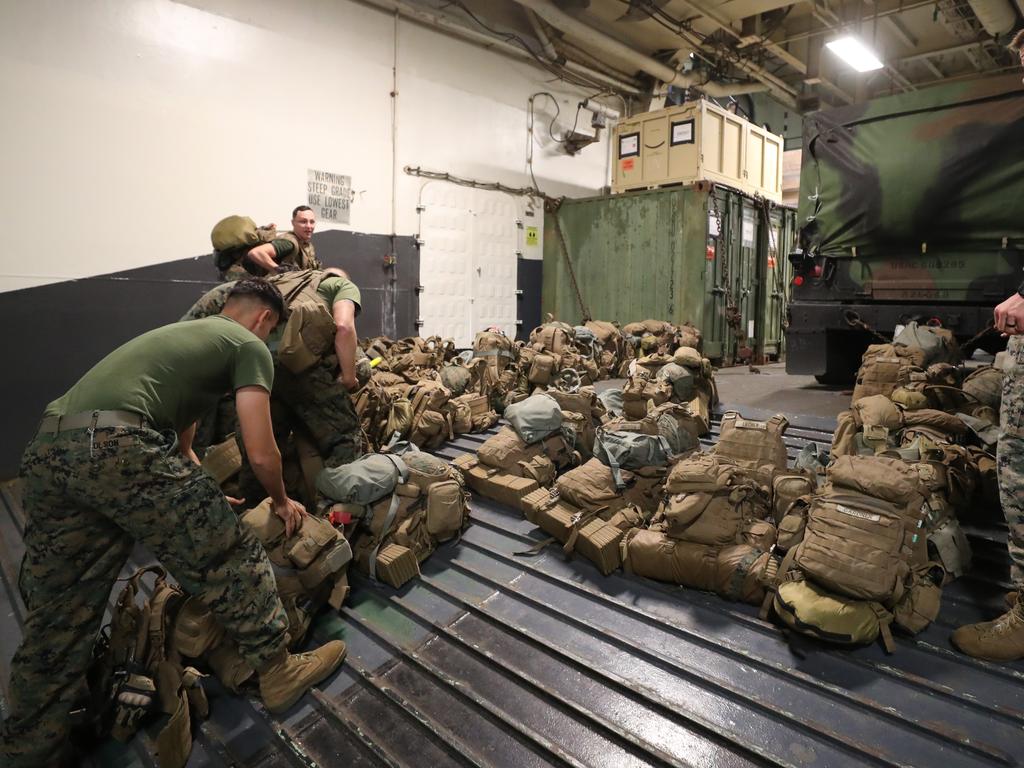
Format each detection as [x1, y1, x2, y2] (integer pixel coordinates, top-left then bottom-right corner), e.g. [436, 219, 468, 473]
[526, 226, 539, 246]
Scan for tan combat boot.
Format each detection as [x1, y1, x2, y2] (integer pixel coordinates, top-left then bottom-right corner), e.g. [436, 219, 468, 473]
[259, 640, 347, 713]
[1005, 590, 1019, 611]
[951, 603, 1024, 662]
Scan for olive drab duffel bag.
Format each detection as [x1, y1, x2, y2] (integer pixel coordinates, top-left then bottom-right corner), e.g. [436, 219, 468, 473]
[892, 321, 961, 365]
[505, 392, 565, 444]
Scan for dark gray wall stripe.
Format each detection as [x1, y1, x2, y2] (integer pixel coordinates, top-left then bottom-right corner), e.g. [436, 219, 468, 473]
[516, 257, 542, 343]
[0, 230, 419, 479]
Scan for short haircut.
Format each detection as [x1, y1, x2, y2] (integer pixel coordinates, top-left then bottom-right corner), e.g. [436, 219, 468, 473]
[1010, 29, 1024, 51]
[226, 278, 287, 320]
[292, 205, 314, 218]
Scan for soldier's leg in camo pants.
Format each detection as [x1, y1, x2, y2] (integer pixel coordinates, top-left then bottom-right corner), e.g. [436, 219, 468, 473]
[1, 427, 289, 767]
[999, 335, 1024, 589]
[275, 356, 362, 467]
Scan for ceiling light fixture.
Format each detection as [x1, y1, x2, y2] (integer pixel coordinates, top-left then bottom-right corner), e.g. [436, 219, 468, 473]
[826, 36, 883, 72]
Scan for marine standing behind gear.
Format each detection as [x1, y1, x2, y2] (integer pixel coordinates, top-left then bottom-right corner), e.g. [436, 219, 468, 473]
[274, 205, 323, 272]
[0, 279, 346, 768]
[951, 27, 1024, 663]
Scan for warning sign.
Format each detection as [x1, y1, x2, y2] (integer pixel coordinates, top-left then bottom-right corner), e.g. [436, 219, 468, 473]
[622, 158, 635, 171]
[526, 226, 539, 246]
[307, 168, 351, 224]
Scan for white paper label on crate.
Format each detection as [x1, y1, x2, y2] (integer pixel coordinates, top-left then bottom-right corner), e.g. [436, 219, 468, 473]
[708, 215, 719, 237]
[747, 320, 755, 338]
[671, 120, 693, 145]
[619, 133, 639, 157]
[307, 169, 351, 224]
[894, 323, 906, 337]
[742, 219, 755, 247]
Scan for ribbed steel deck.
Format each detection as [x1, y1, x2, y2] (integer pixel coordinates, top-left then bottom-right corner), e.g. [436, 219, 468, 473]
[1, 409, 1022, 767]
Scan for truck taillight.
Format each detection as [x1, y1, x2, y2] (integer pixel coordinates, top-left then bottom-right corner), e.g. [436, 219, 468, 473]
[793, 275, 804, 287]
[812, 265, 822, 278]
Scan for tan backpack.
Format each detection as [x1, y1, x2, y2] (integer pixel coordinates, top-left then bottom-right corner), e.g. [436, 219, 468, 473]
[793, 456, 928, 605]
[851, 344, 926, 403]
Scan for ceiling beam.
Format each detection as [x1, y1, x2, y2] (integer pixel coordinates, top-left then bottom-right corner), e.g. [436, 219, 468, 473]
[896, 38, 992, 63]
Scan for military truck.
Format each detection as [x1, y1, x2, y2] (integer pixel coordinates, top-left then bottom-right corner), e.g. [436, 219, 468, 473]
[785, 72, 1024, 383]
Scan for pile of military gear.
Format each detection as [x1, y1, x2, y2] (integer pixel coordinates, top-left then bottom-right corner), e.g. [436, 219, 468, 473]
[514, 413, 782, 594]
[851, 321, 962, 403]
[354, 335, 499, 452]
[619, 345, 718, 434]
[452, 392, 583, 513]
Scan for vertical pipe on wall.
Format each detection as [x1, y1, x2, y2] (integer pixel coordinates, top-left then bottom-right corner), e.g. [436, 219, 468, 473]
[384, 10, 400, 338]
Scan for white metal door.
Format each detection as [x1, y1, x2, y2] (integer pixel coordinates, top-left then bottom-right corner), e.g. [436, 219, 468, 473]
[417, 184, 519, 347]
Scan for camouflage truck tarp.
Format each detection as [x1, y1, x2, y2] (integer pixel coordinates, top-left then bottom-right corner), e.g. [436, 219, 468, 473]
[799, 74, 1024, 259]
[786, 73, 1024, 382]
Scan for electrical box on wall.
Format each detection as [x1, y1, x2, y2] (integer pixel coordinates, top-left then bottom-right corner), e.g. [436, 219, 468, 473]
[612, 100, 783, 203]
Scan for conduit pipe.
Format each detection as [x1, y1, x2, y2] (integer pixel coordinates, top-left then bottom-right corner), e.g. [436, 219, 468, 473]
[356, 0, 645, 95]
[965, 0, 1017, 35]
[509, 0, 780, 102]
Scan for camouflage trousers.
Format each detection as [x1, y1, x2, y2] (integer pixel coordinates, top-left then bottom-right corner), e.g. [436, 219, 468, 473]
[999, 335, 1024, 589]
[0, 425, 289, 767]
[238, 355, 362, 501]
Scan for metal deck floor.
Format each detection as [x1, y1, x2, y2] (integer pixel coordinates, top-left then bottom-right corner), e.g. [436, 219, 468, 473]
[1, 409, 1022, 768]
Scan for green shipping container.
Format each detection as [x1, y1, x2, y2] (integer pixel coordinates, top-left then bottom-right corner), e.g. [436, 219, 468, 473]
[543, 184, 797, 364]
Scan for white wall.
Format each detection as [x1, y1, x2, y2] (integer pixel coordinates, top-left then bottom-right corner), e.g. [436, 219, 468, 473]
[0, 0, 610, 292]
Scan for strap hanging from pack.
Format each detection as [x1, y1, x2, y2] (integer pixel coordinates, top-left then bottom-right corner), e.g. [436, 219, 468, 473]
[368, 454, 410, 581]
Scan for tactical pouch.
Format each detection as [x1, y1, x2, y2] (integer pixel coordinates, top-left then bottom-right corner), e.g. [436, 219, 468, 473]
[425, 480, 466, 541]
[172, 598, 226, 659]
[528, 353, 556, 385]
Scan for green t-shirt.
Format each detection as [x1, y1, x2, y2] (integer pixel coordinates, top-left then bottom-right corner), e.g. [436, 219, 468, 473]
[317, 276, 362, 315]
[45, 315, 274, 432]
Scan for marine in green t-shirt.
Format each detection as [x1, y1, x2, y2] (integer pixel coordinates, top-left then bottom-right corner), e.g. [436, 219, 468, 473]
[46, 315, 274, 433]
[2, 279, 349, 768]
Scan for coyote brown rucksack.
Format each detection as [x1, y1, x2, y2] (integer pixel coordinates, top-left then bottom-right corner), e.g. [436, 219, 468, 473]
[794, 455, 928, 604]
[241, 499, 353, 642]
[851, 344, 926, 403]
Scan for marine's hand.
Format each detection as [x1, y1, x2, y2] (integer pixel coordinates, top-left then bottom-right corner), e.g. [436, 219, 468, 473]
[338, 373, 359, 391]
[225, 495, 246, 506]
[273, 497, 307, 537]
[994, 292, 1024, 335]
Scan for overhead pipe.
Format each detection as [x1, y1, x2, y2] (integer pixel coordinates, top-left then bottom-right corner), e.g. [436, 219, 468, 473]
[965, 0, 1017, 35]
[526, 9, 559, 62]
[508, 0, 788, 104]
[355, 0, 645, 96]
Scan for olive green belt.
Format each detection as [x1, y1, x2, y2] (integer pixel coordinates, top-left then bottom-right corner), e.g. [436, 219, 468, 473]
[37, 409, 148, 435]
